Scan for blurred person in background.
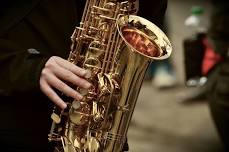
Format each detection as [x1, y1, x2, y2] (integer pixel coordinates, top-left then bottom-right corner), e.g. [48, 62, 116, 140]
[206, 0, 229, 151]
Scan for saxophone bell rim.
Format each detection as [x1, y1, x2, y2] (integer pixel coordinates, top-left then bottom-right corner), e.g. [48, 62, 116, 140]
[117, 15, 172, 60]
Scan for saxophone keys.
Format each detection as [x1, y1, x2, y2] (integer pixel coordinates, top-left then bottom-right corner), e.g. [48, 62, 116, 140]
[85, 136, 100, 152]
[73, 137, 82, 150]
[51, 112, 61, 124]
[69, 102, 90, 125]
[79, 88, 89, 96]
[72, 100, 81, 110]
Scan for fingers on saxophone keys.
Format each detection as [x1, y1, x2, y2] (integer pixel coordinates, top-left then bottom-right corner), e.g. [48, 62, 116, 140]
[55, 56, 92, 79]
[54, 65, 91, 89]
[47, 74, 84, 101]
[81, 69, 92, 79]
[40, 78, 67, 109]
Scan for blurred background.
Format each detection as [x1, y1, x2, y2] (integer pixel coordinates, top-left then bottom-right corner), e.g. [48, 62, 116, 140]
[128, 0, 224, 151]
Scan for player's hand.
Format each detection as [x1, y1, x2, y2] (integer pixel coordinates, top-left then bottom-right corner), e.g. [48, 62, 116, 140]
[39, 56, 91, 109]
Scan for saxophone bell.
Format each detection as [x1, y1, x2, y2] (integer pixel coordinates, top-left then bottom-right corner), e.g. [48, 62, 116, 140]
[117, 15, 172, 60]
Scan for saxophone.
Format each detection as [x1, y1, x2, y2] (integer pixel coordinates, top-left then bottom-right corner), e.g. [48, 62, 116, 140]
[48, 0, 172, 152]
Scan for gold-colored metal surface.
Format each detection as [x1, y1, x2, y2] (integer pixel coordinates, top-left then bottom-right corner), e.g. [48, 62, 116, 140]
[48, 0, 172, 152]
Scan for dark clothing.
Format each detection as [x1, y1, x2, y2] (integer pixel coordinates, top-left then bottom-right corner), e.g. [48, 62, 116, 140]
[208, 60, 229, 151]
[0, 0, 81, 151]
[0, 0, 167, 151]
[208, 0, 229, 57]
[207, 0, 229, 151]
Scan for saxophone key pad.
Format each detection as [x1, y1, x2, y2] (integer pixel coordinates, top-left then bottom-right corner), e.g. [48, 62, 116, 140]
[72, 100, 81, 110]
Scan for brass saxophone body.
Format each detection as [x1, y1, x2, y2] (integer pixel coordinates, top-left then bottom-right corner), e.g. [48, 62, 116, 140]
[49, 0, 172, 152]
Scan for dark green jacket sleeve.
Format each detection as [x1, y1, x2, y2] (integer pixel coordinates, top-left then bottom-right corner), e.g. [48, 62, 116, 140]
[0, 0, 78, 97]
[0, 39, 50, 96]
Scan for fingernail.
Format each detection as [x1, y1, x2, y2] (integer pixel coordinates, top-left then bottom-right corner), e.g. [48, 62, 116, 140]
[85, 83, 92, 89]
[62, 103, 67, 109]
[78, 94, 83, 100]
[84, 70, 91, 79]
